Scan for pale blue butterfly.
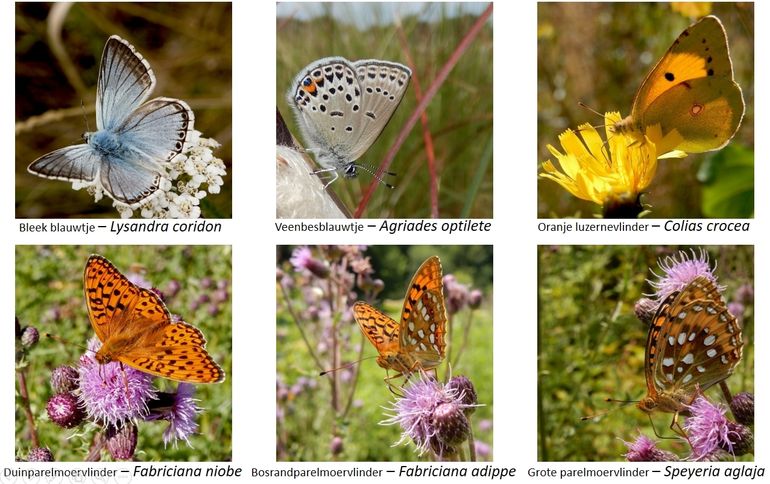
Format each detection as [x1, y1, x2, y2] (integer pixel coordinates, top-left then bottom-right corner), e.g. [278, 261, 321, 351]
[287, 57, 411, 188]
[28, 35, 194, 207]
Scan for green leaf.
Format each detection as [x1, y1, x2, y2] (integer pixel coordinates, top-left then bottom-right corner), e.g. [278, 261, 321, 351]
[698, 144, 754, 218]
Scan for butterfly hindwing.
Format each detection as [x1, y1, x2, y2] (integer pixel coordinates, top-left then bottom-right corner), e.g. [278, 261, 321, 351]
[353, 301, 400, 358]
[119, 322, 225, 383]
[28, 145, 101, 183]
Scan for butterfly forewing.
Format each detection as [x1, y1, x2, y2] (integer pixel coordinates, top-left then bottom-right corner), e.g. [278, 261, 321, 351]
[84, 254, 169, 342]
[84, 255, 225, 384]
[399, 256, 447, 368]
[97, 36, 156, 131]
[645, 276, 742, 408]
[632, 16, 734, 117]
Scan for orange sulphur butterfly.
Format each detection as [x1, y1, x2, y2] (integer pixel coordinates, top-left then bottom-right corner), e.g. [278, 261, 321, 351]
[612, 15, 745, 153]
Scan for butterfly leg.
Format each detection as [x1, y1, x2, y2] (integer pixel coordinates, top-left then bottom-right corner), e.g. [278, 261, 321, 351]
[119, 362, 129, 393]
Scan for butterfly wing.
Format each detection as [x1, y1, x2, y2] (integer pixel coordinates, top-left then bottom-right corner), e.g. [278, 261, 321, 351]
[398, 256, 447, 369]
[287, 58, 411, 165]
[287, 57, 361, 165]
[348, 60, 411, 161]
[649, 276, 743, 396]
[119, 321, 225, 383]
[98, 97, 195, 206]
[27, 144, 101, 183]
[97, 35, 156, 131]
[84, 255, 169, 343]
[85, 255, 224, 383]
[638, 76, 743, 153]
[353, 301, 401, 361]
[631, 16, 734, 118]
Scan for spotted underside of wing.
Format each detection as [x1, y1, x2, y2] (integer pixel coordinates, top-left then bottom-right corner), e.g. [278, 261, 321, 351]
[398, 255, 447, 369]
[646, 276, 743, 399]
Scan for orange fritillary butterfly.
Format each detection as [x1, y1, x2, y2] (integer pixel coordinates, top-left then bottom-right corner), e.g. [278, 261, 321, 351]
[84, 255, 225, 384]
[637, 275, 742, 427]
[353, 256, 448, 379]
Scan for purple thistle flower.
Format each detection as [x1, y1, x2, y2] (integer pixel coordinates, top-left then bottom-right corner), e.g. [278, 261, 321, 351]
[634, 297, 658, 326]
[146, 383, 201, 446]
[727, 302, 745, 321]
[330, 436, 344, 456]
[730, 392, 754, 426]
[446, 375, 478, 415]
[46, 392, 85, 428]
[468, 289, 483, 309]
[623, 432, 678, 461]
[648, 249, 722, 303]
[734, 283, 754, 305]
[27, 447, 54, 462]
[290, 246, 329, 278]
[443, 275, 469, 314]
[20, 326, 39, 347]
[474, 440, 491, 459]
[78, 338, 156, 427]
[684, 397, 741, 461]
[106, 422, 138, 460]
[381, 375, 478, 456]
[50, 365, 80, 394]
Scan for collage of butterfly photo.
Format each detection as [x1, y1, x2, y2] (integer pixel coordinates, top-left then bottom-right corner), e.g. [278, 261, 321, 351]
[10, 0, 761, 472]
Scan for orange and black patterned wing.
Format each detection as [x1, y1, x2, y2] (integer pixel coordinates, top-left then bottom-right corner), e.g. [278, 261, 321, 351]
[353, 301, 400, 360]
[398, 256, 447, 369]
[119, 321, 225, 383]
[84, 254, 170, 343]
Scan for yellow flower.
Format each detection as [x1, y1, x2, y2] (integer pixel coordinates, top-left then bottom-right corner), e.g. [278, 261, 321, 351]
[540, 112, 683, 215]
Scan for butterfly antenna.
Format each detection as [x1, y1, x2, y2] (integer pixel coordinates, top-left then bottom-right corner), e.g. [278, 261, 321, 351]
[319, 355, 377, 376]
[81, 100, 91, 133]
[45, 333, 91, 354]
[580, 397, 637, 421]
[355, 163, 396, 189]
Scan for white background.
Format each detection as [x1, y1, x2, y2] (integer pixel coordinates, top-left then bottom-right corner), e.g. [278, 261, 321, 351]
[4, 0, 767, 482]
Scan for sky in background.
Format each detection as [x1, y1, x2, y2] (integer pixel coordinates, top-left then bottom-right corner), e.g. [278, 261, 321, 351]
[277, 2, 490, 28]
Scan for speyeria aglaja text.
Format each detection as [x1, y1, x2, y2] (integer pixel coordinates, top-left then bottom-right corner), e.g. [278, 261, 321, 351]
[353, 256, 448, 379]
[84, 255, 225, 384]
[638, 276, 743, 418]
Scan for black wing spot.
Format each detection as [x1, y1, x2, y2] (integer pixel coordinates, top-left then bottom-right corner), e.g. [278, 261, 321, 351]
[665, 72, 675, 82]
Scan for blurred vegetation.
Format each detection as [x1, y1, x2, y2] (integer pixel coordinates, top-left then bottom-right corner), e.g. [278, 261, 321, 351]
[276, 245, 493, 461]
[16, 245, 232, 461]
[16, 3, 232, 218]
[538, 246, 754, 461]
[538, 3, 754, 218]
[278, 3, 493, 218]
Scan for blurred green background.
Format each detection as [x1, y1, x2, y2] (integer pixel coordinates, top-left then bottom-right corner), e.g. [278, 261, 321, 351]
[277, 3, 493, 218]
[538, 3, 754, 218]
[16, 2, 232, 218]
[16, 245, 232, 461]
[538, 246, 754, 461]
[276, 245, 493, 461]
